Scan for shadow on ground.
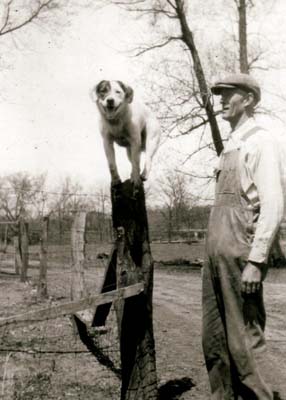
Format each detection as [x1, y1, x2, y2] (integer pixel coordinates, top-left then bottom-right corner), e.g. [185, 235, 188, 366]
[158, 377, 195, 400]
[274, 391, 285, 400]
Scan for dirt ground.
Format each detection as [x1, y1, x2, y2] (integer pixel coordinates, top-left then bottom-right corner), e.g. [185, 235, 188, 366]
[154, 265, 286, 399]
[0, 242, 285, 399]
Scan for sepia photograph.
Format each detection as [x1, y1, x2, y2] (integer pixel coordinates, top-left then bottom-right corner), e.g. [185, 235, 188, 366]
[0, 1, 286, 399]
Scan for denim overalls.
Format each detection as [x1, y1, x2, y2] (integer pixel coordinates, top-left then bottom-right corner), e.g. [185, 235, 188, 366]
[202, 127, 273, 400]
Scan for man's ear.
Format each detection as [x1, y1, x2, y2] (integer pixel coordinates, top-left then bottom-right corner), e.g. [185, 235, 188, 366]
[117, 81, 134, 103]
[244, 92, 256, 108]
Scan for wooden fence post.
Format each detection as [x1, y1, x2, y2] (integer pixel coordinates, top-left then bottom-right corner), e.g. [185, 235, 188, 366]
[37, 216, 49, 299]
[112, 181, 158, 400]
[70, 211, 86, 301]
[14, 236, 20, 275]
[89, 180, 158, 399]
[19, 219, 29, 282]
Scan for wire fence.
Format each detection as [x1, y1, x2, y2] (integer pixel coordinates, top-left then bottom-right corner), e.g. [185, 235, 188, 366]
[0, 182, 285, 400]
[0, 184, 159, 399]
[0, 190, 121, 400]
[0, 226, 122, 400]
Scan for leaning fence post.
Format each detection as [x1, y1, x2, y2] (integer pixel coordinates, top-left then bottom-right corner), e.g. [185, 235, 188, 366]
[19, 219, 29, 282]
[70, 211, 87, 301]
[37, 216, 49, 299]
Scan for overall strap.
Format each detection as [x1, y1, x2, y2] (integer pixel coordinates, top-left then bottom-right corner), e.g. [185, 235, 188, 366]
[240, 126, 262, 142]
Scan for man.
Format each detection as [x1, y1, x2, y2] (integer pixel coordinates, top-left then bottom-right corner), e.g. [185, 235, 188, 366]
[202, 73, 284, 400]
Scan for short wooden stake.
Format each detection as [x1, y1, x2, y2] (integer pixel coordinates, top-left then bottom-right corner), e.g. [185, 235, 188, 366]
[19, 219, 29, 282]
[70, 211, 86, 301]
[14, 236, 20, 275]
[37, 216, 49, 299]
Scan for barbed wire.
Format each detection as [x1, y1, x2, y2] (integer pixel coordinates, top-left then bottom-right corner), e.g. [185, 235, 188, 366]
[0, 186, 111, 199]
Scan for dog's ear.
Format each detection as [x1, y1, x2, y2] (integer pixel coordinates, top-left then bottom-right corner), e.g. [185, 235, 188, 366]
[90, 80, 110, 103]
[95, 80, 110, 95]
[118, 81, 134, 104]
[90, 86, 98, 103]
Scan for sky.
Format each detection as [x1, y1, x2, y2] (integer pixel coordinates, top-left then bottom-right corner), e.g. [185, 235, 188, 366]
[1, 0, 286, 199]
[0, 4, 148, 190]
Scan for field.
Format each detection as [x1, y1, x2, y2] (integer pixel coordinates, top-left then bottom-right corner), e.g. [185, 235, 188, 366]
[0, 242, 285, 399]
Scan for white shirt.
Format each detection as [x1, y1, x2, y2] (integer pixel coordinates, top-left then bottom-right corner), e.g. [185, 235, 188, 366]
[220, 117, 284, 264]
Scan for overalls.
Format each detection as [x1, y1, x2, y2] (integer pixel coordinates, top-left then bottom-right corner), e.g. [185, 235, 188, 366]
[202, 128, 273, 400]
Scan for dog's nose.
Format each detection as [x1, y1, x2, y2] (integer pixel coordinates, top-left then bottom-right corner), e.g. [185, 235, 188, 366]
[107, 98, 114, 107]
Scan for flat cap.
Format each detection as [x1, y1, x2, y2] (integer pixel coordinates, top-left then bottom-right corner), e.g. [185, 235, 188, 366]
[211, 73, 261, 104]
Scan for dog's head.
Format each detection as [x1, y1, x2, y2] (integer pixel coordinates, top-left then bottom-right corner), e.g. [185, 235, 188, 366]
[93, 80, 134, 120]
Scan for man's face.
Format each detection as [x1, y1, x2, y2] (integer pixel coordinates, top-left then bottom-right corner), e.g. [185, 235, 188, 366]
[220, 87, 249, 124]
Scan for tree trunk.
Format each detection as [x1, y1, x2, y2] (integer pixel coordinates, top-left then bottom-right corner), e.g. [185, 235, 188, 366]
[238, 0, 249, 73]
[175, 0, 223, 156]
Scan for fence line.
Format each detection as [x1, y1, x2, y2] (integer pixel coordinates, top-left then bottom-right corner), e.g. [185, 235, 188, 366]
[0, 193, 157, 399]
[0, 186, 110, 198]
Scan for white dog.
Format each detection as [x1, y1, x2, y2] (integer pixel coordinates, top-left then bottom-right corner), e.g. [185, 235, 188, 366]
[93, 80, 161, 186]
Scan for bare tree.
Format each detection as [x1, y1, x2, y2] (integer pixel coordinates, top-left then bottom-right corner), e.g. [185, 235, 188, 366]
[157, 170, 194, 241]
[0, 172, 47, 256]
[0, 0, 103, 71]
[115, 0, 223, 155]
[97, 187, 111, 240]
[0, 0, 100, 38]
[0, 172, 47, 223]
[48, 176, 85, 242]
[0, 0, 56, 37]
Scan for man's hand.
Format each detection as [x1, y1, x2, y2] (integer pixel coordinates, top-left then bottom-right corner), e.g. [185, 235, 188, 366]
[241, 261, 262, 294]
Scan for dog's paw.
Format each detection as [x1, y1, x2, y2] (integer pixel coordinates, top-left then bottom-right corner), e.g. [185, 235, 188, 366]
[141, 166, 150, 182]
[130, 173, 142, 187]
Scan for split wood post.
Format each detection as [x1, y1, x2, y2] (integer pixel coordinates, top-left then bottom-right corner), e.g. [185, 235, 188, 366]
[112, 180, 158, 400]
[92, 246, 117, 326]
[70, 211, 86, 301]
[14, 236, 21, 275]
[37, 216, 49, 299]
[19, 219, 29, 282]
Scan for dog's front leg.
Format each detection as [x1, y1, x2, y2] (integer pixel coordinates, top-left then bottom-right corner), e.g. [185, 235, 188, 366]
[127, 141, 141, 187]
[103, 137, 121, 185]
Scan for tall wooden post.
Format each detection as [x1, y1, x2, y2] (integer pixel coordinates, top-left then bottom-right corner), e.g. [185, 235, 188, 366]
[112, 180, 158, 400]
[70, 211, 86, 301]
[37, 216, 49, 299]
[14, 236, 21, 275]
[19, 219, 29, 282]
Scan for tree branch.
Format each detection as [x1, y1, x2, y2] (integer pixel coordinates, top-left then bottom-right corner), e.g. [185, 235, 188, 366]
[0, 0, 55, 36]
[134, 36, 181, 56]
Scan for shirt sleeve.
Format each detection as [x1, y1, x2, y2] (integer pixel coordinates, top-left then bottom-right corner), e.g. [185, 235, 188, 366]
[246, 138, 284, 264]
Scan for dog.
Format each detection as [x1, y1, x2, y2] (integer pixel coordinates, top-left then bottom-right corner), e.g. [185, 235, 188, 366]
[92, 80, 161, 187]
